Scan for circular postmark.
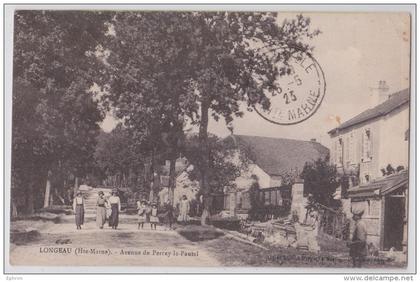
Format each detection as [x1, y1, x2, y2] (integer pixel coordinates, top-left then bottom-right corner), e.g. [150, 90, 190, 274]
[254, 50, 326, 125]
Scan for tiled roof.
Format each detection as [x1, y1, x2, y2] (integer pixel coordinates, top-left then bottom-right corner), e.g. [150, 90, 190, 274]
[328, 88, 410, 134]
[347, 170, 408, 198]
[226, 134, 329, 176]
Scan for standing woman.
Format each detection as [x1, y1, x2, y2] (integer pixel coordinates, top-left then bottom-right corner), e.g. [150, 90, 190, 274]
[96, 191, 107, 229]
[108, 189, 121, 229]
[73, 191, 85, 230]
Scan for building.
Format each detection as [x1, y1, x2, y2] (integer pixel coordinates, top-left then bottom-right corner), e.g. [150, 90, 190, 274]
[347, 171, 408, 252]
[157, 158, 200, 207]
[328, 86, 409, 184]
[328, 83, 409, 253]
[222, 134, 329, 217]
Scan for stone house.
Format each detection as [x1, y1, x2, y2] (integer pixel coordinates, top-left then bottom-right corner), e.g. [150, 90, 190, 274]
[222, 134, 329, 217]
[328, 83, 410, 252]
[328, 85, 409, 184]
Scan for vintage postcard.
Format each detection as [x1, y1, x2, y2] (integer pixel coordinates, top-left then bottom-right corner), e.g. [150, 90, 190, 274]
[4, 5, 415, 273]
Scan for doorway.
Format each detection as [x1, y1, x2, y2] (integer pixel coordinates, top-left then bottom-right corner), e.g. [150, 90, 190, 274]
[383, 196, 405, 251]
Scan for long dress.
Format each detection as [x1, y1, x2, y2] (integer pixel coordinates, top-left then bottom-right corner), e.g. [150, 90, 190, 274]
[137, 202, 147, 224]
[179, 199, 190, 222]
[160, 203, 174, 226]
[108, 196, 121, 228]
[73, 196, 84, 227]
[150, 207, 159, 223]
[96, 197, 107, 228]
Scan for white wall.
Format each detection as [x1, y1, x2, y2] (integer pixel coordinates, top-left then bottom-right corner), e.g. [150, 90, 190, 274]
[330, 104, 409, 183]
[378, 106, 409, 171]
[233, 163, 274, 190]
[174, 170, 200, 206]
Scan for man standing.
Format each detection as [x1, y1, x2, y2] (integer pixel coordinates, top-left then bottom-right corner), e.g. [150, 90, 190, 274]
[348, 210, 367, 267]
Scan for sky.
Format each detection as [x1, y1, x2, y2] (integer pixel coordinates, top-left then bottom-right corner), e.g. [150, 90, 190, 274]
[100, 12, 411, 148]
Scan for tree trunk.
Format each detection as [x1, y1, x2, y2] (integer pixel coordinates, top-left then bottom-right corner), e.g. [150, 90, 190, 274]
[11, 200, 18, 219]
[43, 170, 52, 208]
[168, 156, 176, 205]
[26, 181, 35, 215]
[74, 176, 79, 194]
[199, 101, 211, 225]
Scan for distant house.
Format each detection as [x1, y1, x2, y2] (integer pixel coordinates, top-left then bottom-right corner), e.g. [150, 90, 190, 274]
[158, 158, 200, 207]
[328, 83, 409, 253]
[222, 134, 329, 216]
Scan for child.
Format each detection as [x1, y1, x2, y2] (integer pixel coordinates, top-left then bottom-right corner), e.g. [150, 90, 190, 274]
[137, 199, 147, 229]
[149, 202, 159, 230]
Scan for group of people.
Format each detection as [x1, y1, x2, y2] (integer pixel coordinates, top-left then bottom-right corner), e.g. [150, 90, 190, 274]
[72, 190, 191, 231]
[136, 199, 160, 230]
[72, 189, 121, 230]
[136, 194, 191, 230]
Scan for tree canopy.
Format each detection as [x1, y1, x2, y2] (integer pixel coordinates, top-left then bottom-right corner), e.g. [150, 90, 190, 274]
[12, 11, 109, 213]
[99, 11, 319, 221]
[300, 158, 340, 208]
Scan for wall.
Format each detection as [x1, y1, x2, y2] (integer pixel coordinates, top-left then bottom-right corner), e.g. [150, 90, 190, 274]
[233, 163, 273, 190]
[350, 198, 382, 248]
[330, 104, 409, 184]
[291, 182, 308, 223]
[270, 175, 283, 188]
[378, 106, 409, 171]
[173, 170, 200, 207]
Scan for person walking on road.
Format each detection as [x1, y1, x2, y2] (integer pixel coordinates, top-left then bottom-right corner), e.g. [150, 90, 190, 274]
[149, 202, 159, 230]
[179, 195, 190, 225]
[347, 210, 367, 267]
[96, 191, 108, 229]
[73, 191, 85, 230]
[137, 199, 148, 229]
[108, 189, 121, 229]
[161, 200, 175, 230]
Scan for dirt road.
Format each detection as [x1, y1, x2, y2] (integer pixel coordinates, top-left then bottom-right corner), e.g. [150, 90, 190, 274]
[9, 220, 221, 267]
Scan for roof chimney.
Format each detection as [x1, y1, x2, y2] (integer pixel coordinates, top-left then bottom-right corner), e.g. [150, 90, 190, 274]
[369, 81, 390, 107]
[310, 138, 317, 142]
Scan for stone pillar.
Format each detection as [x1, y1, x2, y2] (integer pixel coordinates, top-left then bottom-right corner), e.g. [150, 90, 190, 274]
[229, 192, 236, 216]
[402, 189, 408, 253]
[291, 180, 307, 223]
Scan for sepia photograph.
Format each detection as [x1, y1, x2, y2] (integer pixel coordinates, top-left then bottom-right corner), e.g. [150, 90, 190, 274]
[3, 4, 415, 273]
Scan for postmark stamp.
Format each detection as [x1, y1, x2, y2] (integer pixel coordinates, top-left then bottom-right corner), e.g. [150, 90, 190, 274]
[254, 50, 326, 125]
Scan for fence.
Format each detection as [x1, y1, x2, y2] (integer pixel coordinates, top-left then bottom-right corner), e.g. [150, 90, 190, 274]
[220, 186, 292, 219]
[317, 204, 350, 240]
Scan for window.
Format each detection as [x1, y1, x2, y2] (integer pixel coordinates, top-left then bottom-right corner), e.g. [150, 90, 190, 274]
[259, 191, 264, 203]
[277, 190, 283, 206]
[236, 192, 242, 209]
[338, 138, 343, 164]
[345, 136, 350, 165]
[264, 191, 270, 205]
[362, 129, 372, 161]
[349, 132, 356, 164]
[270, 190, 277, 205]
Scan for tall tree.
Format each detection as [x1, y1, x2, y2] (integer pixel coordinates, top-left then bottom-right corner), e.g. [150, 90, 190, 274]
[179, 13, 320, 223]
[300, 158, 340, 208]
[100, 11, 319, 223]
[12, 11, 109, 213]
[94, 125, 145, 189]
[101, 12, 195, 202]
